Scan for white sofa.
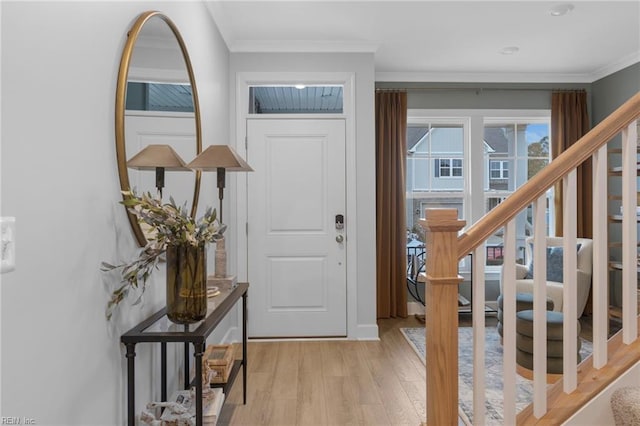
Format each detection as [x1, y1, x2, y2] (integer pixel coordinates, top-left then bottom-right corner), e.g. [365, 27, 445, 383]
[501, 236, 593, 317]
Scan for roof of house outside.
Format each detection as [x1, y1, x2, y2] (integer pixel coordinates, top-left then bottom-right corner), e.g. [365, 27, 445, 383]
[407, 127, 429, 151]
[483, 127, 509, 153]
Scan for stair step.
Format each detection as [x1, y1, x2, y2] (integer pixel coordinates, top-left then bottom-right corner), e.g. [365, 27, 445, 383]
[517, 315, 640, 425]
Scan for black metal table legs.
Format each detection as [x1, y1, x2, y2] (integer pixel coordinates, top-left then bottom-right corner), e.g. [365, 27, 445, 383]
[125, 343, 136, 426]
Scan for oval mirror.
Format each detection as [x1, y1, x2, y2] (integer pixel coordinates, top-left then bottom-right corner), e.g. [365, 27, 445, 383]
[115, 11, 202, 247]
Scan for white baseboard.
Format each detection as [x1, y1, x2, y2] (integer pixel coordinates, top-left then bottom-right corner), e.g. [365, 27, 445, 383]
[355, 324, 380, 340]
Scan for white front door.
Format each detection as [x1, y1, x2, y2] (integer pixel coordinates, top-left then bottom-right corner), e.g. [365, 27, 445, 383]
[247, 119, 347, 337]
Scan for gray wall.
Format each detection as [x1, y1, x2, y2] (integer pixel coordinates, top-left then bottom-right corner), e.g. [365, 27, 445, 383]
[1, 2, 230, 423]
[376, 82, 591, 110]
[592, 62, 640, 125]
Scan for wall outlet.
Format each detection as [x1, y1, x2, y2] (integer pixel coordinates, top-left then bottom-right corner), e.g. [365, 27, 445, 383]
[1, 217, 16, 273]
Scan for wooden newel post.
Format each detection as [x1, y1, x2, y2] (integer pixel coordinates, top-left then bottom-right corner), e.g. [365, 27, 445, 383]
[419, 209, 465, 426]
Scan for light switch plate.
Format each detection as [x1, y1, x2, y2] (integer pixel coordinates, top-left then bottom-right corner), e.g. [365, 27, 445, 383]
[1, 217, 16, 273]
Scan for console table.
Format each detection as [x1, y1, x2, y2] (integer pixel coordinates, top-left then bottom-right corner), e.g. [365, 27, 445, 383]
[121, 282, 248, 426]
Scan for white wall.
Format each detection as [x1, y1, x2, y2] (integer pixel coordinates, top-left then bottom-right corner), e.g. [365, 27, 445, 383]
[230, 52, 378, 338]
[563, 361, 640, 426]
[1, 1, 230, 424]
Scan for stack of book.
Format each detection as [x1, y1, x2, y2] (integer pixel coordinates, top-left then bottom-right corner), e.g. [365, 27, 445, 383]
[159, 387, 225, 425]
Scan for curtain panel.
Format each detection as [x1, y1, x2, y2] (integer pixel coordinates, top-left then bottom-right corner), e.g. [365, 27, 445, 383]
[552, 90, 592, 238]
[375, 91, 408, 318]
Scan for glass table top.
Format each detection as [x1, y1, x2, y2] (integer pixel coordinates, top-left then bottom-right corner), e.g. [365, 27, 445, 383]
[140, 283, 239, 334]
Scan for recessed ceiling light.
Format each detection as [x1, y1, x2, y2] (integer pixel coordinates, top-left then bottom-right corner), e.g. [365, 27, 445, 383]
[500, 46, 519, 55]
[549, 3, 574, 16]
[294, 84, 306, 90]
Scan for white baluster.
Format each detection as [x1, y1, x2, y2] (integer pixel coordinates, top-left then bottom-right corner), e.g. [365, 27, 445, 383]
[473, 245, 486, 425]
[533, 195, 548, 417]
[502, 220, 517, 424]
[563, 170, 578, 392]
[592, 146, 608, 368]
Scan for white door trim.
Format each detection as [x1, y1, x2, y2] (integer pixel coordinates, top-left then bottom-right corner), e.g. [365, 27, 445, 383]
[234, 71, 358, 339]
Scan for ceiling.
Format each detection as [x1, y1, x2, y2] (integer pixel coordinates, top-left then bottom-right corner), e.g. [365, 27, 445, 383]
[207, 0, 640, 83]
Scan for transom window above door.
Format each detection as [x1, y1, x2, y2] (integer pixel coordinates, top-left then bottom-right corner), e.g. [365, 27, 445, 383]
[248, 85, 343, 114]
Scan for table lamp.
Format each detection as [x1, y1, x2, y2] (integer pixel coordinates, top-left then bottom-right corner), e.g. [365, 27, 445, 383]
[187, 145, 253, 288]
[127, 144, 190, 198]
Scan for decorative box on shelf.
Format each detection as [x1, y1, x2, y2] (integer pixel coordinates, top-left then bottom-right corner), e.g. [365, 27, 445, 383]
[204, 344, 234, 384]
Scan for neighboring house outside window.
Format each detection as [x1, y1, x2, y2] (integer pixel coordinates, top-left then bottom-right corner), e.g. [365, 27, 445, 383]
[484, 121, 552, 265]
[406, 110, 551, 271]
[405, 122, 466, 252]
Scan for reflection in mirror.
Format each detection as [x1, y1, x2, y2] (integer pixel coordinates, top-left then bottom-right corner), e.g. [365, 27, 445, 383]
[115, 12, 201, 246]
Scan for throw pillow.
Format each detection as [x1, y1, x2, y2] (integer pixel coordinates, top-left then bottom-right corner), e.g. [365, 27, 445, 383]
[524, 243, 581, 282]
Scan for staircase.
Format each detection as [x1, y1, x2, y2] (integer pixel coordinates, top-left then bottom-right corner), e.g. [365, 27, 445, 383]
[421, 91, 640, 425]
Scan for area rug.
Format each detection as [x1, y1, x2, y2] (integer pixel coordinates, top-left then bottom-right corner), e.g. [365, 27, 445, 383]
[400, 326, 593, 425]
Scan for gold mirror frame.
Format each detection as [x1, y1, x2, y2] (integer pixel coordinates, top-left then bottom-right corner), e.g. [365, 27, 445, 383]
[115, 11, 202, 247]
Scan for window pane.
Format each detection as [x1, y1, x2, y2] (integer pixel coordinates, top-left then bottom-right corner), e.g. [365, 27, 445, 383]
[406, 123, 465, 254]
[249, 86, 343, 114]
[126, 82, 194, 112]
[484, 121, 552, 266]
[432, 125, 463, 153]
[409, 158, 430, 190]
[440, 159, 451, 177]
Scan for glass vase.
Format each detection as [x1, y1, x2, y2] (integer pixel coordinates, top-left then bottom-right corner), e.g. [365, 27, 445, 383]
[166, 243, 207, 324]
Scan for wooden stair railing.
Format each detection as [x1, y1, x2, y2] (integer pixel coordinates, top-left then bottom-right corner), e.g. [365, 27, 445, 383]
[420, 91, 640, 426]
[458, 91, 640, 260]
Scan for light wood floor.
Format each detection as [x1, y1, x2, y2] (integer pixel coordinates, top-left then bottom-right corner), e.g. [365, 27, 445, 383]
[217, 313, 612, 425]
[218, 316, 428, 425]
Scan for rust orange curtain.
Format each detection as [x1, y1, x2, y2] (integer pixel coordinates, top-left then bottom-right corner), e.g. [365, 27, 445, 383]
[376, 91, 408, 318]
[552, 90, 592, 238]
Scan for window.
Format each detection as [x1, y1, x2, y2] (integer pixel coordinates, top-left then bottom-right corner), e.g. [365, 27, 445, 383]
[405, 121, 466, 257]
[438, 158, 463, 177]
[489, 160, 509, 179]
[405, 110, 551, 272]
[248, 85, 343, 114]
[484, 121, 552, 265]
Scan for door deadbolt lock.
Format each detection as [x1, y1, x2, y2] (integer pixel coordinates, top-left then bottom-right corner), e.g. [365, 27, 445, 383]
[335, 214, 344, 230]
[336, 235, 344, 243]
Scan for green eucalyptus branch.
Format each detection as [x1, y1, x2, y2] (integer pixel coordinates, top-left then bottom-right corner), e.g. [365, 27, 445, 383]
[101, 190, 225, 320]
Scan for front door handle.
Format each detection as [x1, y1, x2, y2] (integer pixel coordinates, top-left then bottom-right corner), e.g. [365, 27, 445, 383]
[336, 235, 344, 243]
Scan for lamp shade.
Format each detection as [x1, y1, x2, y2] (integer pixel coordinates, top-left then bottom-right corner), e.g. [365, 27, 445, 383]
[186, 145, 253, 172]
[127, 144, 190, 171]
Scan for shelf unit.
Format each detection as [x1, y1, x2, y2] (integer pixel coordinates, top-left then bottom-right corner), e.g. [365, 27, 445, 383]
[606, 127, 639, 320]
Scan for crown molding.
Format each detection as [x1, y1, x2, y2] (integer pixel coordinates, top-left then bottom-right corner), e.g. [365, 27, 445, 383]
[589, 51, 640, 83]
[229, 39, 378, 53]
[375, 71, 597, 84]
